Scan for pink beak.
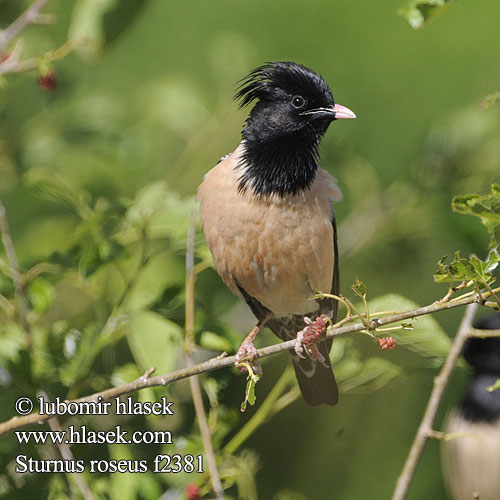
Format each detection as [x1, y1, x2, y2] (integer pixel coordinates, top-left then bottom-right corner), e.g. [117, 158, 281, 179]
[334, 103, 356, 120]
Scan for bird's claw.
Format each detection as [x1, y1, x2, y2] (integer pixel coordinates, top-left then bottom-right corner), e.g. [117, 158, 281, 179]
[294, 328, 308, 359]
[235, 340, 262, 376]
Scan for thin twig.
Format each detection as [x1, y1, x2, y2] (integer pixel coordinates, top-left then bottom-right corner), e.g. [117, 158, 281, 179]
[40, 392, 96, 500]
[0, 197, 31, 346]
[184, 216, 224, 500]
[0, 0, 50, 51]
[469, 327, 500, 338]
[0, 287, 498, 436]
[391, 302, 479, 500]
[427, 429, 482, 442]
[483, 281, 500, 309]
[0, 37, 79, 76]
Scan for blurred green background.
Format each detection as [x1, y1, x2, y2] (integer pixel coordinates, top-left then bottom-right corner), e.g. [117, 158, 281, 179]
[1, 0, 500, 499]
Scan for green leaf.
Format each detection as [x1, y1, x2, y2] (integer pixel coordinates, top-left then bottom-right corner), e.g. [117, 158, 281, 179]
[128, 311, 182, 375]
[121, 181, 197, 244]
[25, 167, 92, 219]
[0, 322, 25, 363]
[78, 239, 127, 277]
[487, 379, 500, 392]
[399, 0, 457, 29]
[434, 250, 499, 284]
[109, 444, 141, 500]
[199, 331, 233, 352]
[367, 294, 451, 358]
[470, 251, 500, 280]
[225, 449, 259, 500]
[68, 0, 119, 61]
[333, 337, 403, 392]
[125, 254, 185, 311]
[27, 277, 56, 313]
[452, 184, 500, 247]
[240, 365, 260, 412]
[110, 363, 141, 386]
[339, 356, 404, 393]
[351, 276, 367, 300]
[434, 251, 472, 283]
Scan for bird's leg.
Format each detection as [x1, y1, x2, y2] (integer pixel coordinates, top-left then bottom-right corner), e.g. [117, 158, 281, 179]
[235, 312, 272, 375]
[294, 314, 330, 366]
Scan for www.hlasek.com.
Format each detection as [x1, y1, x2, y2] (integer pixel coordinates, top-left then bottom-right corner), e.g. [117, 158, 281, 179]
[14, 395, 204, 474]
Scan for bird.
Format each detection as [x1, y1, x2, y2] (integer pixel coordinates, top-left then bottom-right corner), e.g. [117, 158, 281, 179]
[441, 314, 500, 500]
[197, 61, 356, 406]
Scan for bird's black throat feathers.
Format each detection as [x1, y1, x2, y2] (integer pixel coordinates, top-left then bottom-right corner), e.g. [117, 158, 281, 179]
[234, 62, 336, 197]
[239, 122, 321, 197]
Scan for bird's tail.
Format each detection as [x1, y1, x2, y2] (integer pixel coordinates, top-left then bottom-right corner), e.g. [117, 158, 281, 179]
[267, 315, 338, 406]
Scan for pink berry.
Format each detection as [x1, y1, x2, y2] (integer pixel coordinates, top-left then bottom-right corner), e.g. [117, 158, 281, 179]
[378, 336, 397, 351]
[185, 483, 201, 500]
[38, 72, 58, 91]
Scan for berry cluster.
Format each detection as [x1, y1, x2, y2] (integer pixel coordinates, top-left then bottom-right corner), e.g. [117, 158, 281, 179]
[378, 336, 397, 351]
[302, 314, 329, 345]
[294, 314, 329, 363]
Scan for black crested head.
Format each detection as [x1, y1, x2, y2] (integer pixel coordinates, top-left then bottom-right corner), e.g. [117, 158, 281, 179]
[233, 61, 355, 197]
[460, 374, 500, 422]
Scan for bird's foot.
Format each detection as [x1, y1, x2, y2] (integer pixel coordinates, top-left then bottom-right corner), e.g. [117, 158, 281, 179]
[235, 338, 262, 376]
[234, 314, 271, 376]
[294, 314, 330, 366]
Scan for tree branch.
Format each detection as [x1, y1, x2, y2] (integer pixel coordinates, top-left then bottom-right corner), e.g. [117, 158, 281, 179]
[0, 38, 78, 76]
[0, 197, 31, 345]
[0, 0, 50, 51]
[0, 286, 498, 436]
[390, 302, 479, 500]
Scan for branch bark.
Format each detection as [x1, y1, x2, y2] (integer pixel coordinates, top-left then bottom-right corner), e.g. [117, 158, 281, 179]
[390, 302, 479, 500]
[0, 286, 498, 436]
[0, 0, 50, 51]
[0, 38, 78, 76]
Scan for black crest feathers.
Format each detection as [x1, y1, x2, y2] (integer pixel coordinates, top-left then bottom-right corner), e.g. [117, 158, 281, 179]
[234, 61, 333, 108]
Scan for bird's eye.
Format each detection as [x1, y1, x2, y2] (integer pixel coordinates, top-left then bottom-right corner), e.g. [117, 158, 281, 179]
[292, 95, 305, 109]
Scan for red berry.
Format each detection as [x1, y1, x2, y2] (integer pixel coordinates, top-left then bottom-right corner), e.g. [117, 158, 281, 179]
[185, 483, 201, 500]
[38, 72, 57, 91]
[378, 336, 397, 351]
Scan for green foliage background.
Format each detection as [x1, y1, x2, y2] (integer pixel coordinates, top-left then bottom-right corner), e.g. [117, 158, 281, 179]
[1, 0, 500, 499]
